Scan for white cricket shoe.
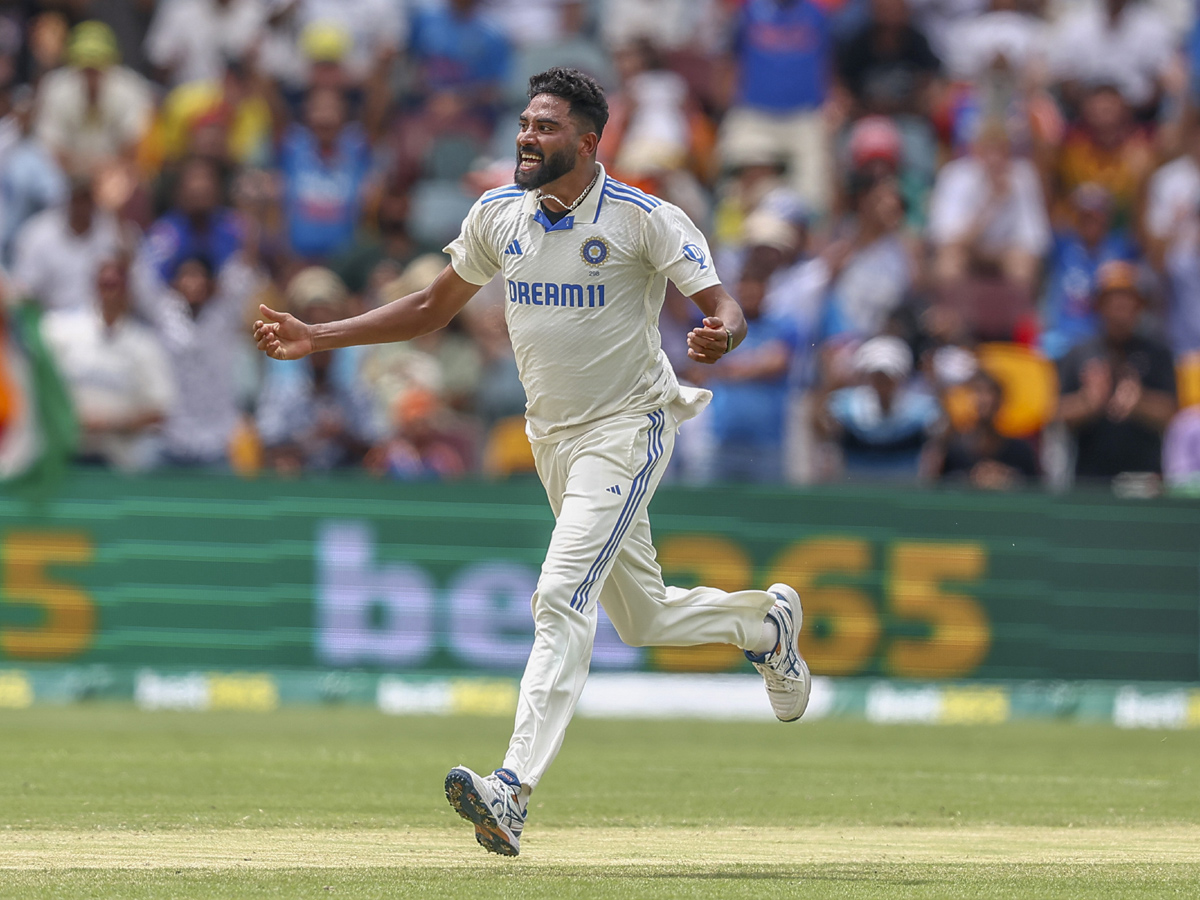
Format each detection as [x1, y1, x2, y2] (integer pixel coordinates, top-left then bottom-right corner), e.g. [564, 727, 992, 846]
[745, 583, 811, 722]
[444, 765, 526, 856]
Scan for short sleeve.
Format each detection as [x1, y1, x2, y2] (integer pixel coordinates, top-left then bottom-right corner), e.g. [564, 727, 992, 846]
[643, 204, 722, 296]
[444, 202, 501, 286]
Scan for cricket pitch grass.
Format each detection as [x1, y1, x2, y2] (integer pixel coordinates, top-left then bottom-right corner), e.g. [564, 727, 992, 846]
[1, 709, 1197, 898]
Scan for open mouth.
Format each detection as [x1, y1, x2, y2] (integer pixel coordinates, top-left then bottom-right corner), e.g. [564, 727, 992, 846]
[518, 150, 542, 172]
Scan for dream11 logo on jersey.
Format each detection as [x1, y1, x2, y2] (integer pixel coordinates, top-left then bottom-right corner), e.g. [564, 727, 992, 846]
[681, 243, 707, 270]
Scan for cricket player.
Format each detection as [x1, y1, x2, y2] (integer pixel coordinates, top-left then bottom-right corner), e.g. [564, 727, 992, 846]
[253, 67, 810, 857]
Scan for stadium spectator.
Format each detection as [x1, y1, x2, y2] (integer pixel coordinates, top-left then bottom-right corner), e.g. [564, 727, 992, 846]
[1040, 183, 1138, 361]
[278, 86, 378, 262]
[937, 369, 1038, 489]
[940, 2, 1063, 160]
[506, 3, 614, 116]
[359, 255, 464, 426]
[601, 0, 727, 57]
[1058, 261, 1177, 483]
[822, 171, 917, 339]
[693, 258, 798, 482]
[719, 0, 834, 212]
[929, 121, 1049, 294]
[85, 0, 156, 77]
[144, 0, 265, 87]
[483, 0, 582, 49]
[142, 156, 245, 284]
[41, 258, 173, 471]
[147, 253, 263, 468]
[1048, 0, 1177, 117]
[835, 0, 942, 118]
[259, 0, 404, 91]
[0, 85, 66, 265]
[1162, 202, 1200, 358]
[11, 174, 124, 313]
[755, 190, 819, 334]
[1144, 120, 1200, 272]
[35, 21, 153, 172]
[329, 175, 417, 298]
[600, 40, 715, 203]
[143, 55, 276, 174]
[368, 386, 476, 480]
[256, 266, 381, 473]
[943, 0, 1046, 86]
[839, 113, 934, 228]
[1049, 84, 1153, 226]
[817, 335, 943, 480]
[406, 0, 512, 137]
[468, 299, 527, 428]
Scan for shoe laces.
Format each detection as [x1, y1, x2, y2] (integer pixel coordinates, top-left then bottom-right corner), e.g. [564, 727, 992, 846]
[485, 773, 527, 827]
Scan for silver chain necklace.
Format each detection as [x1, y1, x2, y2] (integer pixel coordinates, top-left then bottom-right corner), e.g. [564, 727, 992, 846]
[537, 167, 600, 214]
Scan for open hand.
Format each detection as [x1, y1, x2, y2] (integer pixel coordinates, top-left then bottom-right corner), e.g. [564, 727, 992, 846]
[253, 305, 314, 361]
[687, 316, 732, 365]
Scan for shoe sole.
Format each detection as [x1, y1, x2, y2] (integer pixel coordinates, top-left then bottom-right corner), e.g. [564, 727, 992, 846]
[768, 585, 811, 723]
[444, 769, 519, 856]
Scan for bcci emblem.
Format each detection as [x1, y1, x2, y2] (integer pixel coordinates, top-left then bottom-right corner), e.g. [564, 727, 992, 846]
[682, 243, 708, 270]
[580, 237, 610, 266]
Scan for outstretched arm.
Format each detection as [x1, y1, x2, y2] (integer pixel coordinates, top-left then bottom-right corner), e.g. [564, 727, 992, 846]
[253, 265, 482, 360]
[685, 284, 747, 365]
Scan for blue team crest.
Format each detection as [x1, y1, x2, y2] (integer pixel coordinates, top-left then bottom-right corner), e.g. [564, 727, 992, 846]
[580, 237, 610, 266]
[682, 243, 708, 270]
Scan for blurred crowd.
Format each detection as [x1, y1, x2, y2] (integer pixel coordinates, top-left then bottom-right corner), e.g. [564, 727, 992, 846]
[3, 0, 1200, 494]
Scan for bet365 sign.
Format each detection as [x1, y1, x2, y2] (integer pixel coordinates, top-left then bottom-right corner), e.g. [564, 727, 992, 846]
[314, 520, 990, 678]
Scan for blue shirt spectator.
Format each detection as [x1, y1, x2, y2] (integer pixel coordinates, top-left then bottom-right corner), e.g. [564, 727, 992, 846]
[0, 89, 66, 266]
[732, 0, 830, 112]
[821, 336, 942, 480]
[279, 89, 374, 261]
[704, 276, 798, 482]
[1040, 185, 1137, 361]
[143, 157, 244, 283]
[409, 0, 511, 99]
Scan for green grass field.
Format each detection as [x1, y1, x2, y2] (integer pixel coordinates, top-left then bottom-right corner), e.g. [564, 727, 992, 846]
[1, 708, 1198, 899]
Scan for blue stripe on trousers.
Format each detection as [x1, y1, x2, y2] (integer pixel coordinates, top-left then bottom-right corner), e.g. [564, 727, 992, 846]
[569, 410, 666, 611]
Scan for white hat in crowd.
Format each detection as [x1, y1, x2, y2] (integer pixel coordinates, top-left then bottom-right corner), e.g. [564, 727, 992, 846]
[854, 336, 912, 380]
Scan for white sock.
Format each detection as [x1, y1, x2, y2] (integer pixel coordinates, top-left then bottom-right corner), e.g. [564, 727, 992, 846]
[748, 615, 779, 655]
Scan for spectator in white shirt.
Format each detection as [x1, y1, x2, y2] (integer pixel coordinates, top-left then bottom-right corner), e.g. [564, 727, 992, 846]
[1143, 120, 1200, 272]
[144, 253, 263, 467]
[35, 21, 154, 172]
[42, 259, 174, 471]
[929, 121, 1050, 292]
[11, 176, 125, 313]
[145, 0, 266, 87]
[1049, 0, 1177, 116]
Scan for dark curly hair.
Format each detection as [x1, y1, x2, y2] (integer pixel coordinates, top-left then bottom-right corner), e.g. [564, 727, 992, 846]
[528, 67, 609, 139]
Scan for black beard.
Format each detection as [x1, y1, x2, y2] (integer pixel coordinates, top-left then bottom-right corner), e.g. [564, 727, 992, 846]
[514, 145, 575, 191]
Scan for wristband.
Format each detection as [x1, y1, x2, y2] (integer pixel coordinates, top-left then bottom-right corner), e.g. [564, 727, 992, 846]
[725, 328, 734, 354]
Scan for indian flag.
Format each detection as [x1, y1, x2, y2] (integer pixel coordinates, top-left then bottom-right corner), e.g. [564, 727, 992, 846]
[0, 303, 77, 496]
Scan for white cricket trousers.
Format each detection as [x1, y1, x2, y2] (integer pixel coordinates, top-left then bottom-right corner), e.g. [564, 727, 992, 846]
[502, 407, 777, 788]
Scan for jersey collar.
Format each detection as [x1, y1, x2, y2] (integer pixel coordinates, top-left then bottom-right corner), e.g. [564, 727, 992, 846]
[522, 163, 608, 232]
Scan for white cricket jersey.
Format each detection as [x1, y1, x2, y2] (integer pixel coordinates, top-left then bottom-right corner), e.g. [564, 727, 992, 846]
[445, 164, 720, 443]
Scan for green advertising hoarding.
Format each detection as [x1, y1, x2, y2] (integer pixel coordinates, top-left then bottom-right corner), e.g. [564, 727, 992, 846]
[0, 472, 1197, 681]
